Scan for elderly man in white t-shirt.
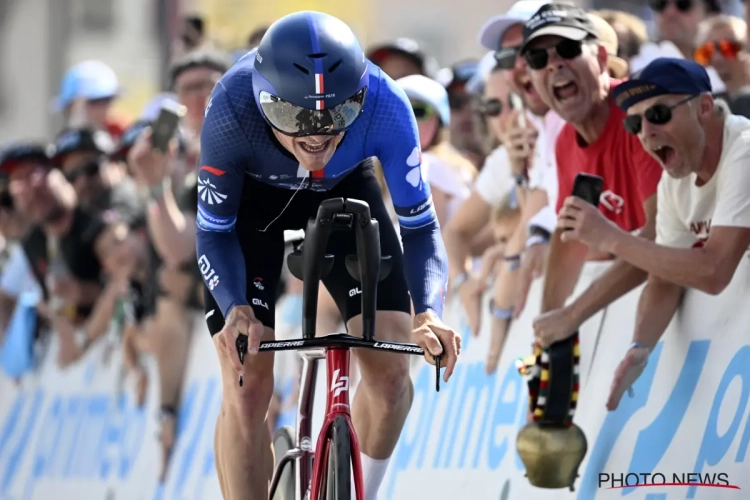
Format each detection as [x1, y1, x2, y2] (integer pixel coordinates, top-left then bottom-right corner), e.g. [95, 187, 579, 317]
[557, 58, 750, 411]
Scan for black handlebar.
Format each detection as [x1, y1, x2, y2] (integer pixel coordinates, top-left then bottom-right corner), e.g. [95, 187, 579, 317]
[286, 197, 390, 341]
[234, 197, 442, 392]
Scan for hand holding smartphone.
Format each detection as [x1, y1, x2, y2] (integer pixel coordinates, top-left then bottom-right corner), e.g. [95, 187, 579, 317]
[571, 173, 604, 206]
[151, 101, 186, 153]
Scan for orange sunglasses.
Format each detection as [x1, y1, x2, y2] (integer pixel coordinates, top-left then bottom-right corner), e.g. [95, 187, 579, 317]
[694, 40, 744, 66]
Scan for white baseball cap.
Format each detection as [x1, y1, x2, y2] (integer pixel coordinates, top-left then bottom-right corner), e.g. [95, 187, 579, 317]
[477, 0, 549, 51]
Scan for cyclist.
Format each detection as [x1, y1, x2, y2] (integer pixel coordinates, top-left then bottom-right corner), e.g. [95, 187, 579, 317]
[193, 11, 461, 500]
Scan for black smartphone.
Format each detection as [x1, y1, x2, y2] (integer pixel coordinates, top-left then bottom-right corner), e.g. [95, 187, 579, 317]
[571, 173, 604, 206]
[151, 101, 186, 153]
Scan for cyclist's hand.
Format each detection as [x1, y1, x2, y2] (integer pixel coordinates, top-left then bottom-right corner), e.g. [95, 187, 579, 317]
[606, 346, 649, 411]
[412, 311, 462, 382]
[218, 305, 264, 377]
[513, 242, 548, 319]
[458, 276, 485, 336]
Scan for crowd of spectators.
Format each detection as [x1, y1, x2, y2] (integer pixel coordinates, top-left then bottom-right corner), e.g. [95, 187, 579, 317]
[1, 0, 750, 483]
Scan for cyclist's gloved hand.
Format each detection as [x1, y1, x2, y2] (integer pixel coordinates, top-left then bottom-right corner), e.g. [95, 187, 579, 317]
[218, 305, 264, 377]
[412, 311, 462, 383]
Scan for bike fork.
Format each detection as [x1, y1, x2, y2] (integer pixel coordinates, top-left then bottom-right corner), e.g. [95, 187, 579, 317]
[269, 348, 325, 500]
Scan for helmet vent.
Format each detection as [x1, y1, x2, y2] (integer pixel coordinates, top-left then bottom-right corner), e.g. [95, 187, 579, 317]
[328, 60, 342, 73]
[293, 63, 310, 75]
[308, 53, 327, 59]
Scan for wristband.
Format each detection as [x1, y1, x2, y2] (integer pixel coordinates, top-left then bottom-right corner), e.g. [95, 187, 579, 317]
[528, 224, 551, 240]
[489, 299, 513, 320]
[630, 341, 651, 351]
[504, 253, 521, 271]
[525, 234, 548, 249]
[147, 177, 171, 200]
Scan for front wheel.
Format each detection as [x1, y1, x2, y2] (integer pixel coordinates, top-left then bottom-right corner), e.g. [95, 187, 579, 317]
[271, 426, 296, 500]
[324, 416, 352, 499]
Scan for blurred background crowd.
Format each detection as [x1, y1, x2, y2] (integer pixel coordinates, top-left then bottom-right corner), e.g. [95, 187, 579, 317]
[1, 0, 750, 484]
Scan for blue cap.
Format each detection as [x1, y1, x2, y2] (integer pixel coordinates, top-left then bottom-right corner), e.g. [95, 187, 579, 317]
[613, 58, 712, 111]
[51, 60, 120, 112]
[396, 75, 451, 126]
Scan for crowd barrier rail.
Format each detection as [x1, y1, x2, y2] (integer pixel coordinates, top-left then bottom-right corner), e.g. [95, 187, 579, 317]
[1, 257, 749, 500]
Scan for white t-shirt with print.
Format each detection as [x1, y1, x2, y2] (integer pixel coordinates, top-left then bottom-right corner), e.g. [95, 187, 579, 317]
[656, 114, 750, 248]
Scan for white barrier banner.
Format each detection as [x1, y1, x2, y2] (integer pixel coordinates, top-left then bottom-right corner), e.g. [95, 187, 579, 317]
[1, 260, 749, 499]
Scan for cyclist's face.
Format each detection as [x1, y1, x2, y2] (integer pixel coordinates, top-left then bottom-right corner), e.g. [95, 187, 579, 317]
[273, 130, 344, 172]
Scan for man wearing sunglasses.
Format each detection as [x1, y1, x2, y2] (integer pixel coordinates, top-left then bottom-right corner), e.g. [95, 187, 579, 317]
[519, 4, 664, 350]
[558, 57, 750, 410]
[196, 12, 459, 500]
[695, 15, 750, 118]
[444, 0, 565, 347]
[52, 127, 142, 222]
[650, 0, 718, 65]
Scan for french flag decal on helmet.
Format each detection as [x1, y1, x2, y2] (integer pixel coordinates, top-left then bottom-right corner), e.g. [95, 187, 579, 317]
[315, 74, 325, 110]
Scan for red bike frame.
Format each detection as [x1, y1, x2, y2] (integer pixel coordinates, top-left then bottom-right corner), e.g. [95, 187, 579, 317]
[309, 348, 365, 500]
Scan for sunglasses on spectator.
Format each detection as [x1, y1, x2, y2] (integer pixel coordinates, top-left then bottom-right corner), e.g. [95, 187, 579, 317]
[694, 40, 744, 66]
[495, 47, 520, 69]
[411, 102, 437, 121]
[622, 95, 698, 135]
[650, 0, 693, 12]
[477, 98, 503, 117]
[524, 39, 585, 70]
[64, 159, 100, 183]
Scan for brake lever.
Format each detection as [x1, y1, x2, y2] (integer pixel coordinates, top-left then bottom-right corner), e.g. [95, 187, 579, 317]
[433, 338, 445, 392]
[433, 353, 442, 392]
[236, 334, 248, 387]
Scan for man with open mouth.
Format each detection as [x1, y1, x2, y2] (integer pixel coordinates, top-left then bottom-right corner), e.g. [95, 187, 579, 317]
[193, 10, 460, 500]
[558, 57, 750, 411]
[520, 4, 664, 352]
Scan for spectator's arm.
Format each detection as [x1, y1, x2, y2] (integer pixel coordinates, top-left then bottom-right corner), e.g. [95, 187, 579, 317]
[566, 194, 656, 325]
[77, 280, 103, 305]
[631, 273, 684, 348]
[492, 187, 549, 309]
[80, 276, 128, 343]
[540, 228, 588, 312]
[444, 191, 493, 282]
[147, 184, 197, 267]
[606, 225, 750, 294]
[605, 138, 750, 294]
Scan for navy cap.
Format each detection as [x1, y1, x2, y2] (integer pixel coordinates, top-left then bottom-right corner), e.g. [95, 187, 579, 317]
[0, 141, 54, 173]
[613, 58, 712, 111]
[52, 127, 115, 164]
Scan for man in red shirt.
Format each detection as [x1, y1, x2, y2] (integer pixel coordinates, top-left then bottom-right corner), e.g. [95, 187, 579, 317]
[519, 4, 663, 347]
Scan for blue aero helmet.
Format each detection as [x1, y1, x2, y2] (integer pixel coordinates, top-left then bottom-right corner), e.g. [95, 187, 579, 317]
[252, 11, 369, 137]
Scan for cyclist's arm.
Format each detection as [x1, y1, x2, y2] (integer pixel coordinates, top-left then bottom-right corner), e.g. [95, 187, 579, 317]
[374, 81, 449, 318]
[194, 83, 250, 318]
